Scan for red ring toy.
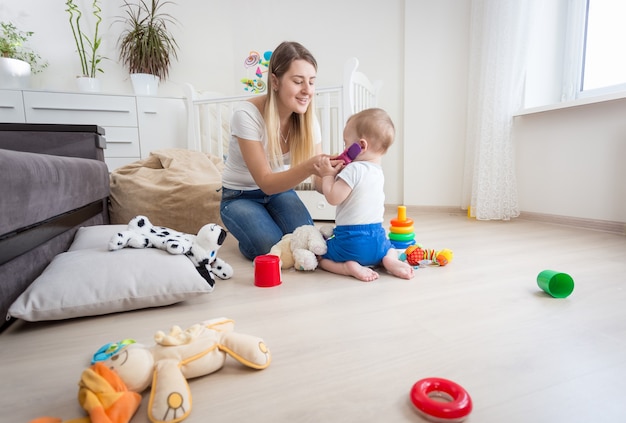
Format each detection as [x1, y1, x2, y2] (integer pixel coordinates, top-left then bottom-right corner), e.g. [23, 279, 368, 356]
[410, 378, 472, 422]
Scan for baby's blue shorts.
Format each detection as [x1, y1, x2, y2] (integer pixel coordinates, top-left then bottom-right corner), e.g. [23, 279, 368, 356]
[322, 223, 392, 266]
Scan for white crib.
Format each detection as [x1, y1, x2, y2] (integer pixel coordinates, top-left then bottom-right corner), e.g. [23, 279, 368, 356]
[183, 57, 381, 220]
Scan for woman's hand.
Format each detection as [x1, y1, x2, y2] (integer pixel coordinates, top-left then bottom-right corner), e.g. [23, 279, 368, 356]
[313, 155, 343, 178]
[314, 156, 351, 205]
[239, 140, 335, 195]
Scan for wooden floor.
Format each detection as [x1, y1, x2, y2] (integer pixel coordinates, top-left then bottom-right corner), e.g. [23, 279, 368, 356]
[2, 211, 626, 422]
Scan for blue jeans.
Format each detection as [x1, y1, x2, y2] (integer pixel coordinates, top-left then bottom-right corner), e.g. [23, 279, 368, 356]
[220, 188, 313, 260]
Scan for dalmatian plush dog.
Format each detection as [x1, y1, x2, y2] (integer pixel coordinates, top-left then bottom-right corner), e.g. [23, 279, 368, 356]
[109, 215, 233, 287]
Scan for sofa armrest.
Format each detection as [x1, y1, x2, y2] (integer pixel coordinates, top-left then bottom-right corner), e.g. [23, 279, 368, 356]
[0, 123, 106, 161]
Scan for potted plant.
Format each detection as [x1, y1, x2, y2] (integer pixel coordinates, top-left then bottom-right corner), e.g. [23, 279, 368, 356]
[0, 22, 47, 89]
[65, 0, 104, 92]
[117, 0, 179, 96]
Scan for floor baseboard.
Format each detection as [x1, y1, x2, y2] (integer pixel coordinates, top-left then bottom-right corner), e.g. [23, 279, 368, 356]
[518, 211, 625, 235]
[384, 204, 625, 236]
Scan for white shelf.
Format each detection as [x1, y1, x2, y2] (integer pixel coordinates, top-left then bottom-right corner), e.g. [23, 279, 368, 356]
[515, 90, 626, 116]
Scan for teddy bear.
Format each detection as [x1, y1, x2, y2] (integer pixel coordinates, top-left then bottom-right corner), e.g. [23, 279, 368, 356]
[268, 224, 331, 271]
[269, 233, 296, 269]
[108, 215, 233, 286]
[91, 317, 271, 423]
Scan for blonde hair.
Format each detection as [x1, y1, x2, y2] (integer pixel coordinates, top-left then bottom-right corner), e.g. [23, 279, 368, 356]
[346, 108, 395, 153]
[264, 41, 318, 169]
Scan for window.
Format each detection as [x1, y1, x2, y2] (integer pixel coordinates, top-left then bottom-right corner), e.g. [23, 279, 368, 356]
[579, 0, 626, 95]
[519, 0, 626, 111]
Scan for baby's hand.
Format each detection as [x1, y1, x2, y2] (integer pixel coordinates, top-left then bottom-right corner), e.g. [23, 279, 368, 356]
[314, 156, 342, 178]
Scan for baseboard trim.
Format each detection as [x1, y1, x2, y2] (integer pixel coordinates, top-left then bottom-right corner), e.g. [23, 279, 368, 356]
[384, 205, 625, 235]
[518, 211, 625, 235]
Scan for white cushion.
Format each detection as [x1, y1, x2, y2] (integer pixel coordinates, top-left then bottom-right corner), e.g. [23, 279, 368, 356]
[8, 225, 212, 322]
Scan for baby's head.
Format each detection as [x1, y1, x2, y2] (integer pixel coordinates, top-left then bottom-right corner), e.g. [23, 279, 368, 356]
[344, 108, 395, 155]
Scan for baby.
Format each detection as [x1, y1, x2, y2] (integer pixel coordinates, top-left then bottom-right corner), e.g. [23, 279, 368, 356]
[315, 108, 414, 281]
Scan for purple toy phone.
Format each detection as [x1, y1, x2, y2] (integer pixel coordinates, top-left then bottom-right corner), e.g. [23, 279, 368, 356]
[333, 142, 362, 164]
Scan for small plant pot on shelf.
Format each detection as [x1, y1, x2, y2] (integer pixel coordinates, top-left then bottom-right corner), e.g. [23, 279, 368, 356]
[76, 76, 100, 93]
[0, 57, 31, 89]
[130, 73, 159, 96]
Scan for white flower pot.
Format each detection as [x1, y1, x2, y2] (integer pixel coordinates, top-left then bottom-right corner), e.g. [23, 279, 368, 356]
[0, 57, 31, 89]
[76, 77, 101, 93]
[130, 73, 159, 96]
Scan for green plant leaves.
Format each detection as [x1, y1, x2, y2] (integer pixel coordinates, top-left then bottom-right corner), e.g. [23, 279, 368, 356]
[65, 0, 103, 78]
[0, 21, 47, 74]
[117, 0, 179, 81]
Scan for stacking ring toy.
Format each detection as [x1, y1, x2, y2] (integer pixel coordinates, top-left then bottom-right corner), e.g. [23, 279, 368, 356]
[390, 240, 415, 250]
[389, 225, 415, 234]
[410, 377, 472, 422]
[389, 232, 416, 242]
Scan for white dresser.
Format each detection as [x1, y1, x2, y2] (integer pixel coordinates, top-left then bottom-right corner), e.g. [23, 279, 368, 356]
[0, 89, 187, 170]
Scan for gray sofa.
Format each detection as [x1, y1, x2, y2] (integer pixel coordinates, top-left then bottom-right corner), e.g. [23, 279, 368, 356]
[0, 123, 110, 330]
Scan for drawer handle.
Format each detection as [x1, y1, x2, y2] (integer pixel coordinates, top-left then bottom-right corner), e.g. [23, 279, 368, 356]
[0, 105, 16, 109]
[142, 110, 158, 114]
[107, 139, 134, 144]
[31, 106, 131, 113]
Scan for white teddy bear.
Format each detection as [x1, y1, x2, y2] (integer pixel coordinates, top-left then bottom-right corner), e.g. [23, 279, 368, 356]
[269, 224, 330, 271]
[109, 215, 233, 286]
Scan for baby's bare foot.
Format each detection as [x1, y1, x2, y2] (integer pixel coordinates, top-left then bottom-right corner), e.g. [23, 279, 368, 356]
[345, 261, 379, 282]
[382, 256, 415, 280]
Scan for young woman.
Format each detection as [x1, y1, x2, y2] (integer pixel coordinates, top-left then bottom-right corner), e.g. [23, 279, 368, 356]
[220, 41, 333, 260]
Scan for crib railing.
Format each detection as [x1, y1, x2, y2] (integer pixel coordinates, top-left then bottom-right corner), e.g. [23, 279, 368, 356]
[184, 85, 347, 160]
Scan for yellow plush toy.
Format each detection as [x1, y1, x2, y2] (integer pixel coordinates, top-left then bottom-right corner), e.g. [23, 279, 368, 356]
[92, 317, 271, 423]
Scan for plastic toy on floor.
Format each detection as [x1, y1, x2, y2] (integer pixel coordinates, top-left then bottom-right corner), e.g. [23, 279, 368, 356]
[388, 205, 416, 249]
[402, 244, 454, 267]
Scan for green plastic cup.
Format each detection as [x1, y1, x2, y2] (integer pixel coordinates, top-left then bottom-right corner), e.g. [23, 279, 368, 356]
[537, 270, 574, 298]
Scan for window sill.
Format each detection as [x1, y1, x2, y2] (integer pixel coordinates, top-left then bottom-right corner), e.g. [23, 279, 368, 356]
[514, 90, 626, 116]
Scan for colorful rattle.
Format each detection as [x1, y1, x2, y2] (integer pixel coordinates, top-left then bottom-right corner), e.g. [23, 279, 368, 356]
[405, 245, 454, 267]
[410, 377, 473, 422]
[388, 205, 416, 249]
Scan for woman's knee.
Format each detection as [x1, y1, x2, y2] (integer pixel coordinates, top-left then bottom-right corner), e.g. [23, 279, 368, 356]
[221, 202, 283, 259]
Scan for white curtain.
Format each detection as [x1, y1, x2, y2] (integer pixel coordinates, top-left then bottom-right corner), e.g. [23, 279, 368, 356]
[462, 0, 533, 220]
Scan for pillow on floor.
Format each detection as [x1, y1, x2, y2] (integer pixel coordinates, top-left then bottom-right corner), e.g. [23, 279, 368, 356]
[8, 225, 212, 322]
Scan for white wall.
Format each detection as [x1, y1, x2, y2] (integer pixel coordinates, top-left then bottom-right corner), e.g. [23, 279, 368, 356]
[403, 0, 470, 208]
[515, 0, 626, 225]
[514, 99, 626, 223]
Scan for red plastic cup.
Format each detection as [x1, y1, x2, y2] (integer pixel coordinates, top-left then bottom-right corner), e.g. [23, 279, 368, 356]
[254, 255, 282, 287]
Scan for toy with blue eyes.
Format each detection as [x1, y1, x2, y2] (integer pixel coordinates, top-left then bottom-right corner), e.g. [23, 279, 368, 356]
[92, 338, 136, 364]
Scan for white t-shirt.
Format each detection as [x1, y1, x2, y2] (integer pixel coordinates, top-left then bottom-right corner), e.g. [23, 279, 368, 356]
[334, 161, 385, 226]
[222, 101, 321, 190]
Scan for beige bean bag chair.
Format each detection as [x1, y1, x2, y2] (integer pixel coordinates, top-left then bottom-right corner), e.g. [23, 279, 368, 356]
[109, 149, 224, 234]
